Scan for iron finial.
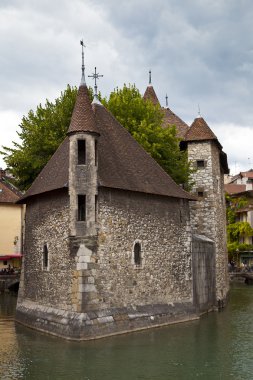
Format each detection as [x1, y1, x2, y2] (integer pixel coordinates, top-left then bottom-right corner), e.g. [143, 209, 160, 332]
[165, 94, 168, 108]
[149, 70, 152, 85]
[88, 67, 103, 103]
[80, 39, 86, 85]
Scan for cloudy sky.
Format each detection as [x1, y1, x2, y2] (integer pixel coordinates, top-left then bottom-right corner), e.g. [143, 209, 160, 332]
[1, 0, 253, 174]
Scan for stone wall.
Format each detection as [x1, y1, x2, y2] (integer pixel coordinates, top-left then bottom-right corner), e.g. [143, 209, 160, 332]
[17, 189, 74, 310]
[188, 141, 229, 301]
[94, 188, 193, 308]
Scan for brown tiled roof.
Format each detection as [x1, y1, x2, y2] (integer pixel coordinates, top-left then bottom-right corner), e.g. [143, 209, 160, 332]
[143, 85, 160, 106]
[162, 107, 189, 138]
[19, 100, 195, 202]
[18, 138, 69, 202]
[241, 171, 253, 179]
[0, 178, 22, 203]
[67, 84, 99, 135]
[224, 183, 246, 195]
[93, 103, 195, 200]
[185, 117, 218, 142]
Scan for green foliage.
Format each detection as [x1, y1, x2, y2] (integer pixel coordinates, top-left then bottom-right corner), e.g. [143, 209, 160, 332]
[104, 84, 193, 189]
[226, 194, 253, 255]
[1, 85, 78, 190]
[1, 83, 193, 191]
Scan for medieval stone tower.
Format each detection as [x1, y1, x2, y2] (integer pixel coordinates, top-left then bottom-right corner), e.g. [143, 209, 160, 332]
[183, 116, 229, 301]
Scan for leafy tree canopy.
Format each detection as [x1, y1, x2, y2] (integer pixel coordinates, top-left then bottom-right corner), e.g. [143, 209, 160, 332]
[1, 83, 193, 190]
[226, 194, 253, 258]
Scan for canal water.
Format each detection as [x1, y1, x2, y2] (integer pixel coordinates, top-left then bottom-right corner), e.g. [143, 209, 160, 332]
[0, 283, 253, 380]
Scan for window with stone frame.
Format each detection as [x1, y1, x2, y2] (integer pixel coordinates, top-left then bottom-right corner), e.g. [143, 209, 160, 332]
[43, 243, 49, 270]
[132, 240, 144, 268]
[196, 187, 205, 198]
[77, 139, 86, 165]
[77, 195, 86, 221]
[196, 160, 206, 169]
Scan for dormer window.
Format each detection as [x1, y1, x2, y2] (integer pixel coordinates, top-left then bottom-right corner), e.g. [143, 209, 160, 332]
[77, 140, 86, 165]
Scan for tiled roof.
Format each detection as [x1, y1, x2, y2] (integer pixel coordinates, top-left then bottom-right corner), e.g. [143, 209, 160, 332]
[67, 84, 99, 135]
[224, 183, 246, 195]
[162, 107, 189, 138]
[143, 85, 160, 106]
[18, 138, 69, 202]
[0, 178, 22, 203]
[19, 99, 196, 202]
[185, 117, 218, 142]
[93, 103, 195, 200]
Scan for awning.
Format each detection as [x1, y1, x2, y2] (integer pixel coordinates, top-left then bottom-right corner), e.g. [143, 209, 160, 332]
[0, 254, 23, 261]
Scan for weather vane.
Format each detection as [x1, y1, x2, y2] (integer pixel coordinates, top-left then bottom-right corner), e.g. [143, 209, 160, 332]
[88, 67, 103, 97]
[80, 39, 86, 84]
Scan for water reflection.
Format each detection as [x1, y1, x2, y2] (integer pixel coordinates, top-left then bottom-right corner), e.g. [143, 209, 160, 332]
[1, 284, 253, 379]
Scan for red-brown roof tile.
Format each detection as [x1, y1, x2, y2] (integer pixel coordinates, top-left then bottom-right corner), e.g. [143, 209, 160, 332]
[185, 117, 218, 142]
[67, 84, 99, 135]
[162, 107, 189, 138]
[224, 183, 246, 194]
[0, 179, 22, 203]
[143, 85, 160, 106]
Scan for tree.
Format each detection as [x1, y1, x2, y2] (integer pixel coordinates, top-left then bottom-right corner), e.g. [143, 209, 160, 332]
[1, 85, 78, 190]
[226, 194, 253, 260]
[1, 84, 192, 190]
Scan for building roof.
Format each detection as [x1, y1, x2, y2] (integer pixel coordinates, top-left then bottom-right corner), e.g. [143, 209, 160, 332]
[185, 117, 219, 143]
[0, 173, 22, 203]
[19, 91, 196, 203]
[143, 85, 160, 106]
[224, 183, 246, 195]
[93, 103, 194, 199]
[162, 107, 189, 138]
[67, 84, 99, 135]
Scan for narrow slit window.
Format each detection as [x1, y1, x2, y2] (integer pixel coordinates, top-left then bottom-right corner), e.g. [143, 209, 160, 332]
[78, 195, 86, 221]
[95, 140, 98, 166]
[95, 195, 98, 222]
[43, 244, 48, 269]
[134, 242, 141, 266]
[78, 140, 86, 165]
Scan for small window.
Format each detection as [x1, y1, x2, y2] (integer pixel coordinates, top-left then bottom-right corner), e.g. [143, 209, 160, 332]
[43, 244, 48, 269]
[134, 242, 141, 266]
[95, 195, 98, 222]
[78, 140, 86, 165]
[3, 260, 7, 266]
[197, 191, 204, 198]
[197, 160, 205, 169]
[78, 195, 86, 221]
[95, 140, 98, 166]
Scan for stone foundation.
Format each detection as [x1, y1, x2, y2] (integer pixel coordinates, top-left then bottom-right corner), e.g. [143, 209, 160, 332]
[16, 299, 198, 340]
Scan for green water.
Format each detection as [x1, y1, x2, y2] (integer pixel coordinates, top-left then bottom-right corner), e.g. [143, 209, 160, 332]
[0, 283, 252, 380]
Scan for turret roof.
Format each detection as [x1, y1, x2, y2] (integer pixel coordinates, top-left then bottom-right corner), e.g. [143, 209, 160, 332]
[143, 85, 160, 106]
[185, 117, 218, 142]
[67, 84, 99, 135]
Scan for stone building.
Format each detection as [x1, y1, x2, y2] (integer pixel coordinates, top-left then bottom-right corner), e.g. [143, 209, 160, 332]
[16, 68, 229, 340]
[0, 169, 24, 270]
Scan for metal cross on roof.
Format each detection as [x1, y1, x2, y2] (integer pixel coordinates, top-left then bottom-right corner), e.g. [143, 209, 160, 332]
[149, 70, 152, 85]
[88, 67, 103, 96]
[80, 39, 86, 84]
[165, 94, 168, 108]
